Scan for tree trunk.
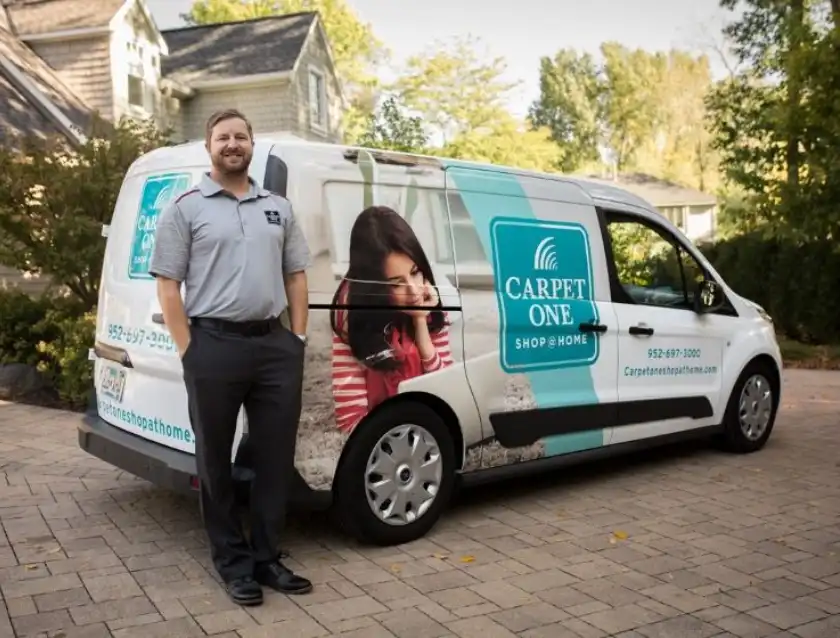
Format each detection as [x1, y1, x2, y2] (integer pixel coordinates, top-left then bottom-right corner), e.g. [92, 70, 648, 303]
[785, 0, 804, 193]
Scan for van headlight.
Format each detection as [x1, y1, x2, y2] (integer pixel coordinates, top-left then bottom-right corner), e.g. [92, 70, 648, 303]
[744, 298, 772, 324]
[754, 304, 773, 324]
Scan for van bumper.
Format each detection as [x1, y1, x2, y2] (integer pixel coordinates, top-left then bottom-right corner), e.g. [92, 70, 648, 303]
[78, 404, 331, 510]
[78, 410, 199, 495]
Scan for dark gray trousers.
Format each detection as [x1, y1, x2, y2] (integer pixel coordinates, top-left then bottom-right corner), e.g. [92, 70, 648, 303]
[181, 319, 304, 581]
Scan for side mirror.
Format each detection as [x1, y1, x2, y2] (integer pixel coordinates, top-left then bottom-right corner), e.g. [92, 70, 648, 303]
[694, 279, 724, 314]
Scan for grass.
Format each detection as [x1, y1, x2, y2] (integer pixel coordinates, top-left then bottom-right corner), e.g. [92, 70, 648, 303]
[778, 336, 840, 370]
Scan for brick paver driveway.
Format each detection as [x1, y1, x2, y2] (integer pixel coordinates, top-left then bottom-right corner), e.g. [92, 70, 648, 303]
[1, 369, 839, 638]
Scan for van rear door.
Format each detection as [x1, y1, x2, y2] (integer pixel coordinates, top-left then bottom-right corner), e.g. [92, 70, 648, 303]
[94, 169, 208, 454]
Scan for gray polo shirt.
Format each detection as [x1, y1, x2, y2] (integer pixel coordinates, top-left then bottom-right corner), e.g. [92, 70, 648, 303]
[148, 173, 311, 322]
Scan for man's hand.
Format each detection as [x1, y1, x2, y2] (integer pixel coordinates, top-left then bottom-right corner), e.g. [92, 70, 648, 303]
[156, 277, 191, 359]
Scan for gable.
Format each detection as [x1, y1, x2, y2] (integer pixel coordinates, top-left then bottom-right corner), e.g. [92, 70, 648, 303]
[161, 13, 316, 85]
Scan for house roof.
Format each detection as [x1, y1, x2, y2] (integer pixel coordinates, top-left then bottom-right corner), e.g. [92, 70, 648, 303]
[161, 13, 317, 85]
[2, 0, 126, 35]
[0, 25, 95, 147]
[581, 172, 717, 208]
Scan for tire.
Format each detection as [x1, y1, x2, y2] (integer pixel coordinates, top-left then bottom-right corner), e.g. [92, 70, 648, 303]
[719, 360, 779, 454]
[333, 401, 457, 546]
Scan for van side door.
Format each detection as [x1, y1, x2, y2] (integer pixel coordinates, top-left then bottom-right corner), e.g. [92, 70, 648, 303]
[599, 207, 731, 444]
[443, 166, 619, 472]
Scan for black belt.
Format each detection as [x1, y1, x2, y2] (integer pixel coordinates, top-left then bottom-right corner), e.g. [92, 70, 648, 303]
[191, 316, 282, 337]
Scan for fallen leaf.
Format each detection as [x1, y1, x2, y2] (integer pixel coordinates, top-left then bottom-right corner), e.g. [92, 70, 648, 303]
[459, 555, 475, 563]
[612, 530, 629, 540]
[609, 537, 617, 545]
[24, 564, 38, 570]
[433, 553, 449, 560]
[389, 565, 401, 573]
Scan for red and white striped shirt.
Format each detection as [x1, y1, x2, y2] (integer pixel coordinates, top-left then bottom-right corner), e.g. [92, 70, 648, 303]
[332, 312, 454, 433]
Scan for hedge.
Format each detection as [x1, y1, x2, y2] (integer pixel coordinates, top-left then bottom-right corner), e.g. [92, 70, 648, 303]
[0, 290, 94, 410]
[700, 232, 840, 345]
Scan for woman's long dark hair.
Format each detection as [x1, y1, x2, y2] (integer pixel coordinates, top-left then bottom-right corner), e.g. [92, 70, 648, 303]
[330, 206, 446, 371]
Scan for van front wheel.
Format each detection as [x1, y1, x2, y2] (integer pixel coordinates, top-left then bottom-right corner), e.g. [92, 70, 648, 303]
[333, 402, 456, 546]
[720, 361, 778, 454]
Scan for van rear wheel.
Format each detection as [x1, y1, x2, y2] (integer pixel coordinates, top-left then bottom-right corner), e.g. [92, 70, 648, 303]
[719, 361, 778, 454]
[333, 402, 456, 546]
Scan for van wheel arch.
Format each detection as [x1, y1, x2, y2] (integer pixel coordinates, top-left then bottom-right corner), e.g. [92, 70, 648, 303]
[332, 392, 465, 490]
[717, 354, 781, 454]
[331, 393, 464, 545]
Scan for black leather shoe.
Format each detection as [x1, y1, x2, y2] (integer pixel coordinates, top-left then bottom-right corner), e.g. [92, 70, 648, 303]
[224, 575, 263, 606]
[255, 561, 313, 595]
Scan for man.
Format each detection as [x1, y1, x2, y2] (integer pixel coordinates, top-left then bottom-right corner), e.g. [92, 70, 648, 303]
[148, 109, 312, 606]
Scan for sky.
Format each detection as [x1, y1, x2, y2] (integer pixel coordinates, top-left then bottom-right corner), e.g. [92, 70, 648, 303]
[145, 0, 736, 118]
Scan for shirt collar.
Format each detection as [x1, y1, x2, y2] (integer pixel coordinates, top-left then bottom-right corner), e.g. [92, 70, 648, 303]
[199, 173, 269, 200]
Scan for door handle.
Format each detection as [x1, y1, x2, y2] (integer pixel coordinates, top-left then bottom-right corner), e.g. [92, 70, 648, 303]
[629, 325, 654, 336]
[578, 322, 607, 334]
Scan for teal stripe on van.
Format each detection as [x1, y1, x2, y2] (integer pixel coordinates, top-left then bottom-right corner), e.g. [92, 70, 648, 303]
[442, 163, 605, 456]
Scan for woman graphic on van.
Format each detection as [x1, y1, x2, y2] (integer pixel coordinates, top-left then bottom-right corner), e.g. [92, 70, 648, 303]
[330, 206, 454, 433]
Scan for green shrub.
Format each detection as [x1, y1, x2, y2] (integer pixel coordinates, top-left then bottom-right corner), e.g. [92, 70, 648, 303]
[701, 233, 840, 344]
[0, 289, 56, 366]
[0, 289, 94, 409]
[36, 309, 96, 411]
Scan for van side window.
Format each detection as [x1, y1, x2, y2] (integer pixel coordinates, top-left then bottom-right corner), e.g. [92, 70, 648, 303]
[604, 214, 705, 310]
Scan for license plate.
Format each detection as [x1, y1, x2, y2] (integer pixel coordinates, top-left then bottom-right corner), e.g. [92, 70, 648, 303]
[100, 365, 127, 403]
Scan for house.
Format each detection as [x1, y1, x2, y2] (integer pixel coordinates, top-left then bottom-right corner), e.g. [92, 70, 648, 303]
[581, 172, 718, 244]
[0, 0, 346, 293]
[0, 0, 345, 145]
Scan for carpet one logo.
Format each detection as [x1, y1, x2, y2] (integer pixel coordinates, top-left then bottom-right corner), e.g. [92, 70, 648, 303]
[490, 217, 600, 373]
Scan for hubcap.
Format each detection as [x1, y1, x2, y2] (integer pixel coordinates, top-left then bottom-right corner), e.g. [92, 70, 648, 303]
[365, 424, 443, 526]
[738, 374, 773, 441]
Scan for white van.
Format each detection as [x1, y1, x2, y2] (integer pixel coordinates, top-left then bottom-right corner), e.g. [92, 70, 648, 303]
[80, 137, 783, 546]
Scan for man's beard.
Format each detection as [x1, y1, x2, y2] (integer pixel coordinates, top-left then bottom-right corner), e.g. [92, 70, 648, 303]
[213, 152, 252, 175]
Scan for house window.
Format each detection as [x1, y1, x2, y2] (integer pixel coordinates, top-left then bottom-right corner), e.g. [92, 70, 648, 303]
[126, 41, 155, 113]
[308, 68, 327, 130]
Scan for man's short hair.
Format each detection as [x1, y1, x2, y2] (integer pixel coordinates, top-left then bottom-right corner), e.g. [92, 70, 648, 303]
[205, 109, 253, 142]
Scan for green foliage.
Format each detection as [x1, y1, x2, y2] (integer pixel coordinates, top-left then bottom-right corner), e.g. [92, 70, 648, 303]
[528, 50, 604, 172]
[701, 233, 840, 344]
[529, 43, 716, 185]
[392, 35, 520, 144]
[36, 309, 96, 411]
[183, 0, 387, 143]
[356, 96, 428, 153]
[0, 290, 59, 366]
[707, 0, 840, 241]
[0, 289, 92, 409]
[435, 114, 561, 172]
[0, 117, 170, 310]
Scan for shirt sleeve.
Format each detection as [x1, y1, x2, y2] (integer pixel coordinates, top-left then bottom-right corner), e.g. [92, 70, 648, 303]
[282, 200, 312, 275]
[149, 201, 190, 282]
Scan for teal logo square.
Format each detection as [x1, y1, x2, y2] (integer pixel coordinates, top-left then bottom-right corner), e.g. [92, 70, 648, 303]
[490, 216, 600, 373]
[128, 173, 192, 279]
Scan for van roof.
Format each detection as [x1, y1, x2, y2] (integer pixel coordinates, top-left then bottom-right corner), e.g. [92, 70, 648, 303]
[128, 136, 654, 212]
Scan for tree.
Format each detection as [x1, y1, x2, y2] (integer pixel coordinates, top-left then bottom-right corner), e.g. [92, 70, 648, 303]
[183, 0, 387, 142]
[392, 35, 520, 144]
[356, 95, 428, 153]
[706, 0, 840, 240]
[528, 50, 604, 172]
[0, 117, 170, 309]
[436, 114, 561, 173]
[529, 43, 715, 186]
